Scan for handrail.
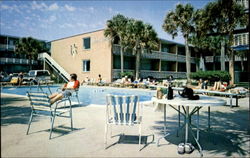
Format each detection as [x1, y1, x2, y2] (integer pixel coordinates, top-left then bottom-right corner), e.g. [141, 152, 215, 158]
[38, 53, 70, 82]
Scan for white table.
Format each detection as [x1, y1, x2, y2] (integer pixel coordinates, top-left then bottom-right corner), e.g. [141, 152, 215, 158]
[152, 95, 226, 157]
[148, 85, 244, 107]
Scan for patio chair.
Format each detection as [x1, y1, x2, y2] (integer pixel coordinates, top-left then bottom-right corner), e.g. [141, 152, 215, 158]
[105, 94, 143, 150]
[26, 91, 73, 139]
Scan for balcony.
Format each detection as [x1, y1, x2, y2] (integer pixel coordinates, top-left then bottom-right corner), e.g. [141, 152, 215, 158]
[0, 44, 16, 51]
[0, 57, 38, 65]
[112, 44, 196, 63]
[205, 56, 247, 63]
[112, 69, 186, 79]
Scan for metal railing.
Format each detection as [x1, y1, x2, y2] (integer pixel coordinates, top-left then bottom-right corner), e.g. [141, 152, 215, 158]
[0, 44, 15, 51]
[205, 55, 247, 63]
[0, 57, 38, 65]
[38, 53, 70, 82]
[112, 69, 186, 79]
[112, 44, 196, 63]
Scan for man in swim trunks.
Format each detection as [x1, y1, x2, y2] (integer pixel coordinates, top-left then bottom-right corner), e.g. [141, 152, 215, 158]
[49, 73, 80, 104]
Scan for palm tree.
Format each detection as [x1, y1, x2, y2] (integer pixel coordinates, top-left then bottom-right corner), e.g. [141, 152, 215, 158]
[15, 37, 48, 70]
[126, 19, 159, 80]
[104, 14, 128, 74]
[162, 3, 195, 83]
[197, 0, 248, 85]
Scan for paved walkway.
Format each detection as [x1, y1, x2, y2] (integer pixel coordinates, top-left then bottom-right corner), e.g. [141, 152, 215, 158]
[1, 93, 249, 157]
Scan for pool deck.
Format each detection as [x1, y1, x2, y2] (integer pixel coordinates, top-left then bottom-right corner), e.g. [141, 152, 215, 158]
[1, 93, 250, 157]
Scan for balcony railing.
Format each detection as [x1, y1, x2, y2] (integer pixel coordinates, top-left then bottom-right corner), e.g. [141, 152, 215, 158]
[205, 55, 247, 63]
[112, 69, 186, 79]
[0, 44, 16, 51]
[112, 44, 196, 63]
[0, 57, 38, 65]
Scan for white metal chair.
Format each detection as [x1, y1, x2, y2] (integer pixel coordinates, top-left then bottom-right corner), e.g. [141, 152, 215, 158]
[105, 94, 143, 150]
[26, 91, 73, 139]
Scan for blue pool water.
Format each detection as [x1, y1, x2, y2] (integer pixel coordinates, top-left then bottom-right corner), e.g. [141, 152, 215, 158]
[1, 85, 155, 105]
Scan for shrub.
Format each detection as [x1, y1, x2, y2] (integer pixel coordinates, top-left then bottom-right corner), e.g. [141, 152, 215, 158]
[190, 71, 231, 82]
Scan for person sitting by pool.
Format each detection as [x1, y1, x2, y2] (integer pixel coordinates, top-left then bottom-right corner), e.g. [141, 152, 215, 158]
[121, 76, 131, 84]
[98, 74, 102, 83]
[49, 73, 80, 104]
[81, 76, 90, 85]
[18, 72, 24, 86]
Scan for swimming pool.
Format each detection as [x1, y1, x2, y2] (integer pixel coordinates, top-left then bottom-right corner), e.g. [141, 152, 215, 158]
[1, 85, 155, 105]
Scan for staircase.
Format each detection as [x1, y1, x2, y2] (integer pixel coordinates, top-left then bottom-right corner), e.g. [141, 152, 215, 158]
[38, 52, 70, 82]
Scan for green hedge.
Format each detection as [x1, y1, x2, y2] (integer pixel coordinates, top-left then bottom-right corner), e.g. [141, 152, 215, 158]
[190, 71, 231, 82]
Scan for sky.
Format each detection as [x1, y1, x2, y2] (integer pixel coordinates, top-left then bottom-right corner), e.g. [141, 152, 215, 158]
[0, 0, 214, 44]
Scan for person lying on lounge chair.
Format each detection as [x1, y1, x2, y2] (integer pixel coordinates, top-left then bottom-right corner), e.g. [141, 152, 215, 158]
[49, 73, 80, 104]
[210, 81, 226, 91]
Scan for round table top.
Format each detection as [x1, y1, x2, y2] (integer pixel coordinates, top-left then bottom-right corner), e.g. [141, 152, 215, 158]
[152, 95, 226, 107]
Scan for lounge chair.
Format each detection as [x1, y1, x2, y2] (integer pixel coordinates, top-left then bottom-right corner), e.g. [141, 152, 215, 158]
[105, 94, 143, 150]
[26, 91, 73, 139]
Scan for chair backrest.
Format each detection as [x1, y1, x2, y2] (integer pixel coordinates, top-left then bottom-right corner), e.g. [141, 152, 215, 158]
[27, 91, 51, 112]
[106, 94, 140, 125]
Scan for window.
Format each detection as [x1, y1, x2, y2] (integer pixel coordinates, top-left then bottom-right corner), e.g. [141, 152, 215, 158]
[239, 35, 242, 45]
[161, 43, 169, 52]
[83, 60, 90, 72]
[242, 34, 246, 45]
[83, 37, 91, 49]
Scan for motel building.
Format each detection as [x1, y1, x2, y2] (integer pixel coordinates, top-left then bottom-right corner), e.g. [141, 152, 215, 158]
[51, 29, 198, 83]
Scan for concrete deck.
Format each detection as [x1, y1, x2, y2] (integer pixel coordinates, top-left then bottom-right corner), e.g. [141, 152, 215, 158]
[1, 93, 249, 157]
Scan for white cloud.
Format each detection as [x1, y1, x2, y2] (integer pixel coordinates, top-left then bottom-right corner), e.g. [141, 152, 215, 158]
[77, 23, 87, 27]
[19, 23, 26, 28]
[88, 7, 95, 13]
[108, 7, 113, 13]
[0, 22, 5, 26]
[31, 1, 47, 10]
[48, 3, 59, 11]
[24, 16, 32, 21]
[31, 1, 59, 11]
[0, 4, 9, 10]
[64, 4, 75, 12]
[0, 4, 22, 13]
[40, 23, 48, 29]
[59, 23, 74, 28]
[48, 15, 57, 22]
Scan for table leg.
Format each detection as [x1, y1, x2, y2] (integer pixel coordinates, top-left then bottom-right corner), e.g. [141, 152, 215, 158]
[177, 105, 180, 137]
[164, 104, 166, 135]
[236, 95, 238, 107]
[157, 104, 169, 146]
[185, 106, 189, 144]
[230, 95, 233, 108]
[197, 108, 199, 142]
[208, 106, 210, 130]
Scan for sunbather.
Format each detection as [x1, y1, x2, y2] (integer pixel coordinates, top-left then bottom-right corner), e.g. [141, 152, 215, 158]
[81, 76, 90, 85]
[49, 73, 80, 104]
[210, 81, 226, 91]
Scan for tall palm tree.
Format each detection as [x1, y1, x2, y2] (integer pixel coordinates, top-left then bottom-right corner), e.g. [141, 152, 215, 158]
[196, 0, 248, 85]
[162, 3, 195, 83]
[15, 37, 47, 70]
[126, 19, 159, 80]
[104, 14, 128, 74]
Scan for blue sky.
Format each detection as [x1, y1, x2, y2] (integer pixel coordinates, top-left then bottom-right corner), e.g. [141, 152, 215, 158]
[0, 0, 213, 43]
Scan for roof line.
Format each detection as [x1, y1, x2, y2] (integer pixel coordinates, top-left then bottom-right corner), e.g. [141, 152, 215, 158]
[50, 29, 105, 42]
[0, 34, 47, 42]
[159, 38, 185, 46]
